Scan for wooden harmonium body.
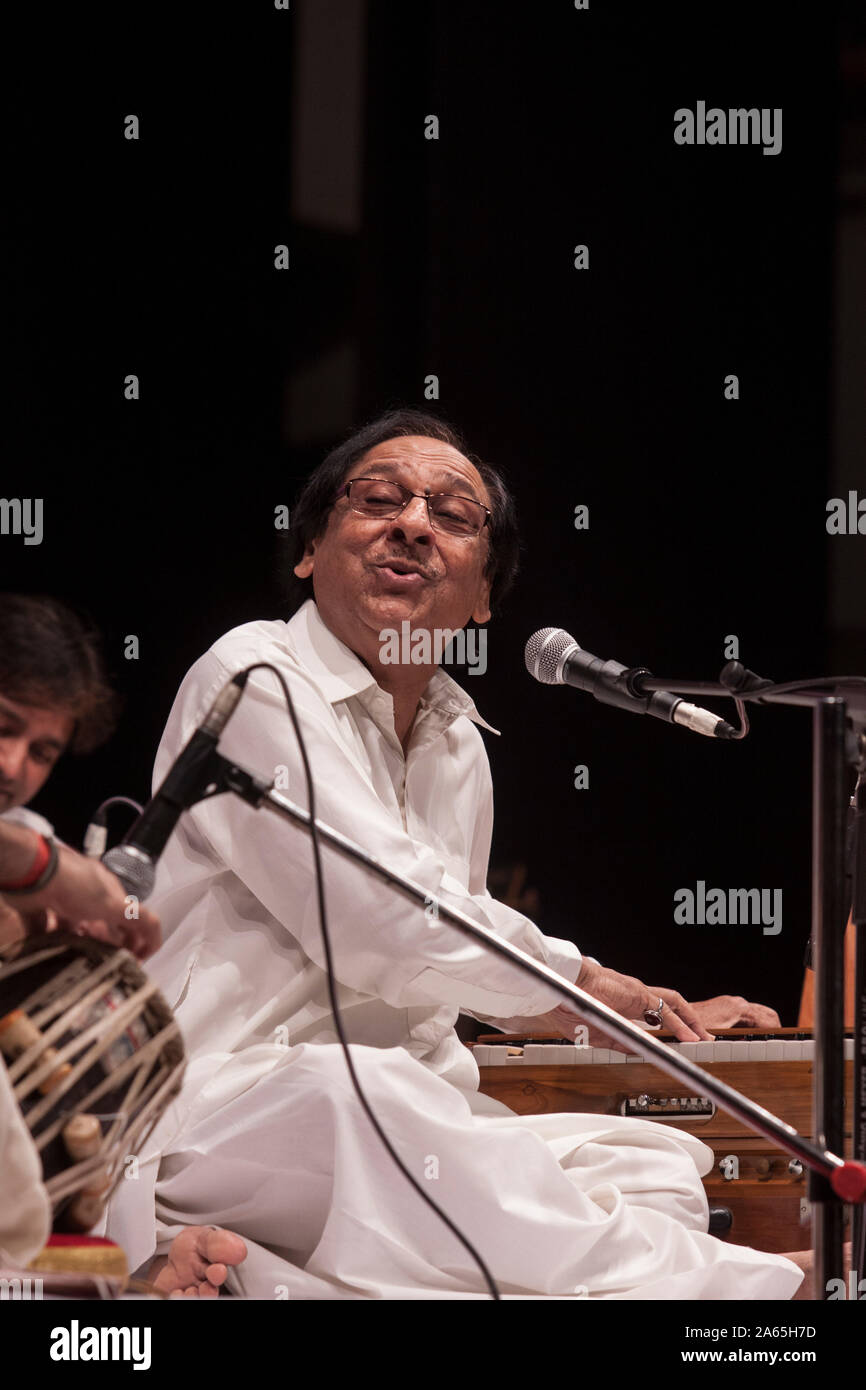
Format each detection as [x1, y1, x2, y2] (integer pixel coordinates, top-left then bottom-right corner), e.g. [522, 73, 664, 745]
[472, 1029, 854, 1254]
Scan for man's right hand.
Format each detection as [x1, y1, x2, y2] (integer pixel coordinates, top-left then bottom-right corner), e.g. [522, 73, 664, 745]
[542, 959, 714, 1046]
[2, 842, 160, 960]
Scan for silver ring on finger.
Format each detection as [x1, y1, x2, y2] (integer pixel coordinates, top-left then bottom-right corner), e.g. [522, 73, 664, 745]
[643, 997, 665, 1029]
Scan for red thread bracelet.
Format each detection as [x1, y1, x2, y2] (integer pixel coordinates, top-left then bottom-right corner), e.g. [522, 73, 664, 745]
[0, 833, 52, 891]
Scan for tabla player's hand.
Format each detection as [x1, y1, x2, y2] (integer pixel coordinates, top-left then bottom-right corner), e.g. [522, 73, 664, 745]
[57, 913, 161, 962]
[26, 907, 59, 933]
[19, 844, 161, 959]
[0, 896, 28, 949]
[0, 901, 59, 948]
[691, 997, 781, 1030]
[112, 906, 160, 961]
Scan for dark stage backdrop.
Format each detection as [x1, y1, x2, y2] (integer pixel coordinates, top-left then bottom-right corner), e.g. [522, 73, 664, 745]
[4, 2, 851, 1023]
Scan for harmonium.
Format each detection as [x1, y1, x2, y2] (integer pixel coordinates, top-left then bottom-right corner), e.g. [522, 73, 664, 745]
[471, 1029, 854, 1253]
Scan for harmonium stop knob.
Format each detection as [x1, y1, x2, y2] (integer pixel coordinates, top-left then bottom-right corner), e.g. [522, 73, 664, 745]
[708, 1207, 734, 1236]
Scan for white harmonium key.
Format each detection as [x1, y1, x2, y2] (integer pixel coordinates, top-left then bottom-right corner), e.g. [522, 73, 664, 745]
[523, 1045, 578, 1064]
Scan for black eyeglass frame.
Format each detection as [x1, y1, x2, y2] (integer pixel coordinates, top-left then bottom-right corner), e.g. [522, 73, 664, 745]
[336, 476, 492, 536]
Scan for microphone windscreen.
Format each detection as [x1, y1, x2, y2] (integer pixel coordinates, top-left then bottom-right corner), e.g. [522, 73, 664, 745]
[102, 846, 156, 901]
[524, 628, 578, 685]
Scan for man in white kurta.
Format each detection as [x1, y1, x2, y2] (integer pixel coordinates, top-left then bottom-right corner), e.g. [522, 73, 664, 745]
[104, 426, 803, 1298]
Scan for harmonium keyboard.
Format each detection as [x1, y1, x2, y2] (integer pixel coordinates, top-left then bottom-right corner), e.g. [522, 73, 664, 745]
[471, 1029, 854, 1253]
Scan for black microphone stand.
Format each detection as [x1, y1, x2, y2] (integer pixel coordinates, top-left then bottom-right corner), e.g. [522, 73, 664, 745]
[632, 664, 866, 1299]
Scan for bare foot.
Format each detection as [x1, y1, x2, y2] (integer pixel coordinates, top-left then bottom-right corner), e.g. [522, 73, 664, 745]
[149, 1226, 248, 1299]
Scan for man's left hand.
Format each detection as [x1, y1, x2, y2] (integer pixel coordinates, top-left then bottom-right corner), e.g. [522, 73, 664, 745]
[691, 996, 781, 1030]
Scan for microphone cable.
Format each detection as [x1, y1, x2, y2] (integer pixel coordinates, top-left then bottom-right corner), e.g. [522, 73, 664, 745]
[83, 796, 145, 858]
[239, 662, 502, 1300]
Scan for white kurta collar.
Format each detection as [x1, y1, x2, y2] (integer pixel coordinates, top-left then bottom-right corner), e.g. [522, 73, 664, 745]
[287, 599, 500, 736]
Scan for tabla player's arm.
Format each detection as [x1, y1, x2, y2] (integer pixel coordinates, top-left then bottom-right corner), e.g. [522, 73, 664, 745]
[0, 822, 43, 884]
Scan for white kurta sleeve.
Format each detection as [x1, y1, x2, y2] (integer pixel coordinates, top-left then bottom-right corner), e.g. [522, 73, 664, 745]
[155, 649, 581, 1020]
[0, 1059, 51, 1266]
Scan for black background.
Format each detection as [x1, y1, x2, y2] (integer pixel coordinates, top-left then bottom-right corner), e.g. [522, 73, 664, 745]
[5, 1, 854, 1022]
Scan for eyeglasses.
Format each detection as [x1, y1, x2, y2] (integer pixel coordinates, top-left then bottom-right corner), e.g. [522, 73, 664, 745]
[337, 477, 491, 538]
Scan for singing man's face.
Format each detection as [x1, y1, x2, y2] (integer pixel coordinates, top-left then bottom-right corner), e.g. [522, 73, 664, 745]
[0, 695, 73, 811]
[293, 436, 493, 653]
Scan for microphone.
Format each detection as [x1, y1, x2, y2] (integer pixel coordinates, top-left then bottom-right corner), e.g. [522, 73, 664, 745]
[102, 672, 249, 900]
[525, 628, 736, 739]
